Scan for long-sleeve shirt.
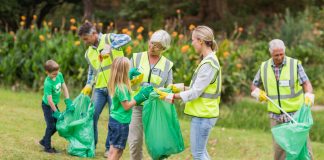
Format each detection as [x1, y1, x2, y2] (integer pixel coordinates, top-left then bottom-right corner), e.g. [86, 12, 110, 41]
[86, 33, 131, 85]
[252, 57, 310, 122]
[252, 57, 309, 87]
[180, 53, 218, 103]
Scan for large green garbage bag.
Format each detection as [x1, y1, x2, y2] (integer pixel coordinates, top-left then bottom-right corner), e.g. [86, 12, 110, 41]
[142, 89, 185, 160]
[271, 104, 313, 160]
[56, 93, 95, 157]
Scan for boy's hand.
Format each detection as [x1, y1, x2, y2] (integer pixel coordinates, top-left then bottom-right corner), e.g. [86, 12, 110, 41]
[64, 98, 75, 112]
[52, 111, 64, 120]
[81, 85, 92, 96]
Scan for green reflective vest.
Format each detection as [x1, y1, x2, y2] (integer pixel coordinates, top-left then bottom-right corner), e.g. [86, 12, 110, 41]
[85, 34, 124, 88]
[260, 56, 304, 114]
[184, 54, 222, 118]
[131, 52, 173, 97]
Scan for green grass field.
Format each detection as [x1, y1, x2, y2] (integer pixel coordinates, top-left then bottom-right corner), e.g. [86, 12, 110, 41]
[1, 88, 324, 160]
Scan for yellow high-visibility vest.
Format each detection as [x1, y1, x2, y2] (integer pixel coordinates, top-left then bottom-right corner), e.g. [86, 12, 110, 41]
[260, 56, 304, 113]
[184, 54, 222, 118]
[85, 34, 124, 88]
[131, 51, 173, 98]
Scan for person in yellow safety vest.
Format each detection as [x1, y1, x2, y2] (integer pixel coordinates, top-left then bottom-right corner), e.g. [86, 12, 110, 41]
[160, 26, 221, 160]
[128, 30, 173, 160]
[77, 22, 131, 157]
[250, 39, 314, 160]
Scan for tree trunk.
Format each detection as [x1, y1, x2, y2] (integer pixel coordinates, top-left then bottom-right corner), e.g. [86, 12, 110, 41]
[37, 4, 56, 27]
[198, 0, 228, 21]
[82, 0, 93, 22]
[36, 0, 65, 28]
[212, 0, 228, 20]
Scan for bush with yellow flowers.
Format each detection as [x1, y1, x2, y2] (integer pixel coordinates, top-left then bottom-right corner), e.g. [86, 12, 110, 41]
[0, 17, 87, 90]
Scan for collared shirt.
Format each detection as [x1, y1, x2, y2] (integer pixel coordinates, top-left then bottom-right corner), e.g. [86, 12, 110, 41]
[252, 57, 309, 87]
[86, 33, 131, 85]
[252, 57, 309, 121]
[179, 53, 218, 103]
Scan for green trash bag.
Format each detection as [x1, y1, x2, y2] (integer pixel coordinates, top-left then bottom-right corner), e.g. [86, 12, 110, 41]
[142, 89, 185, 160]
[56, 93, 95, 157]
[271, 104, 313, 160]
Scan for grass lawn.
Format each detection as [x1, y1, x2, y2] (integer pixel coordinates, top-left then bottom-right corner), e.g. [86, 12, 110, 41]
[1, 88, 324, 160]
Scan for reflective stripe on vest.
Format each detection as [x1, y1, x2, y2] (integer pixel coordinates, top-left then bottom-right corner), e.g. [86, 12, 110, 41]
[260, 56, 304, 113]
[190, 57, 221, 99]
[262, 58, 303, 100]
[84, 34, 125, 88]
[184, 54, 221, 118]
[134, 52, 172, 88]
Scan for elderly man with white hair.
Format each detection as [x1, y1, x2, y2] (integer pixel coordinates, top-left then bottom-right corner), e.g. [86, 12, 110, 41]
[127, 30, 174, 160]
[251, 39, 314, 160]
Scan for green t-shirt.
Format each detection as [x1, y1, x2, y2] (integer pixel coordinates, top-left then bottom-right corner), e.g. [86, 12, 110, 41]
[110, 84, 132, 124]
[42, 72, 65, 105]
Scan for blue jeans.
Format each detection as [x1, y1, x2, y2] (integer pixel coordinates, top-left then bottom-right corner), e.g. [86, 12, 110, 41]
[41, 101, 58, 149]
[93, 87, 112, 150]
[190, 117, 217, 160]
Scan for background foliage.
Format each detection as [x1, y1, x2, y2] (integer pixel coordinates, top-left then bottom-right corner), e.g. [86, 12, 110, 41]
[0, 7, 323, 103]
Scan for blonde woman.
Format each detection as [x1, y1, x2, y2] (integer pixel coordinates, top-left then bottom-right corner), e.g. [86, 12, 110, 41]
[162, 26, 221, 160]
[107, 57, 153, 160]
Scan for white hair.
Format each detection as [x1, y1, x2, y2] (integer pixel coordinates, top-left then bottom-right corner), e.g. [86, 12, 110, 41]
[269, 39, 286, 54]
[150, 30, 171, 49]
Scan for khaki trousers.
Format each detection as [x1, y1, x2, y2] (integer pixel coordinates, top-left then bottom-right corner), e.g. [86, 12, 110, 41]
[128, 106, 144, 160]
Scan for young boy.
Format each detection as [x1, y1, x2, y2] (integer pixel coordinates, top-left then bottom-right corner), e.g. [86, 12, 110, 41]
[39, 59, 72, 153]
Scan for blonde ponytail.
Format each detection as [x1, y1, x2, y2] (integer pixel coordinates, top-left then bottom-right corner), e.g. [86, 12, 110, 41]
[212, 39, 218, 52]
[193, 26, 218, 51]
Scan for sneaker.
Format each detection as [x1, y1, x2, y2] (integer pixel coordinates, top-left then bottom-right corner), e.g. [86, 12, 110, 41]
[39, 140, 45, 148]
[44, 147, 58, 153]
[104, 150, 109, 158]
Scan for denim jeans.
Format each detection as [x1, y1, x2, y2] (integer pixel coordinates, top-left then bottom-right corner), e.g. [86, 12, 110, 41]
[108, 117, 129, 149]
[41, 101, 58, 149]
[93, 87, 112, 150]
[190, 117, 217, 160]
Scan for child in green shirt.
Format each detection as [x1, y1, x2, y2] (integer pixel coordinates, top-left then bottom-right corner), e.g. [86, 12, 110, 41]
[107, 57, 153, 159]
[39, 60, 73, 153]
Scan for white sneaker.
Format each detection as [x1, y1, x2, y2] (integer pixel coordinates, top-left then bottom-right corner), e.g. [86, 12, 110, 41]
[104, 150, 109, 158]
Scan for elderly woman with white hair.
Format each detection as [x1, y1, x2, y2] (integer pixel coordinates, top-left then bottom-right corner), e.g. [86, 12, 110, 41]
[250, 39, 314, 160]
[127, 30, 173, 160]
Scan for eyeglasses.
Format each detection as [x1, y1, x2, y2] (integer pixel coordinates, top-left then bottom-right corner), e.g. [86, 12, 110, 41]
[150, 42, 165, 50]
